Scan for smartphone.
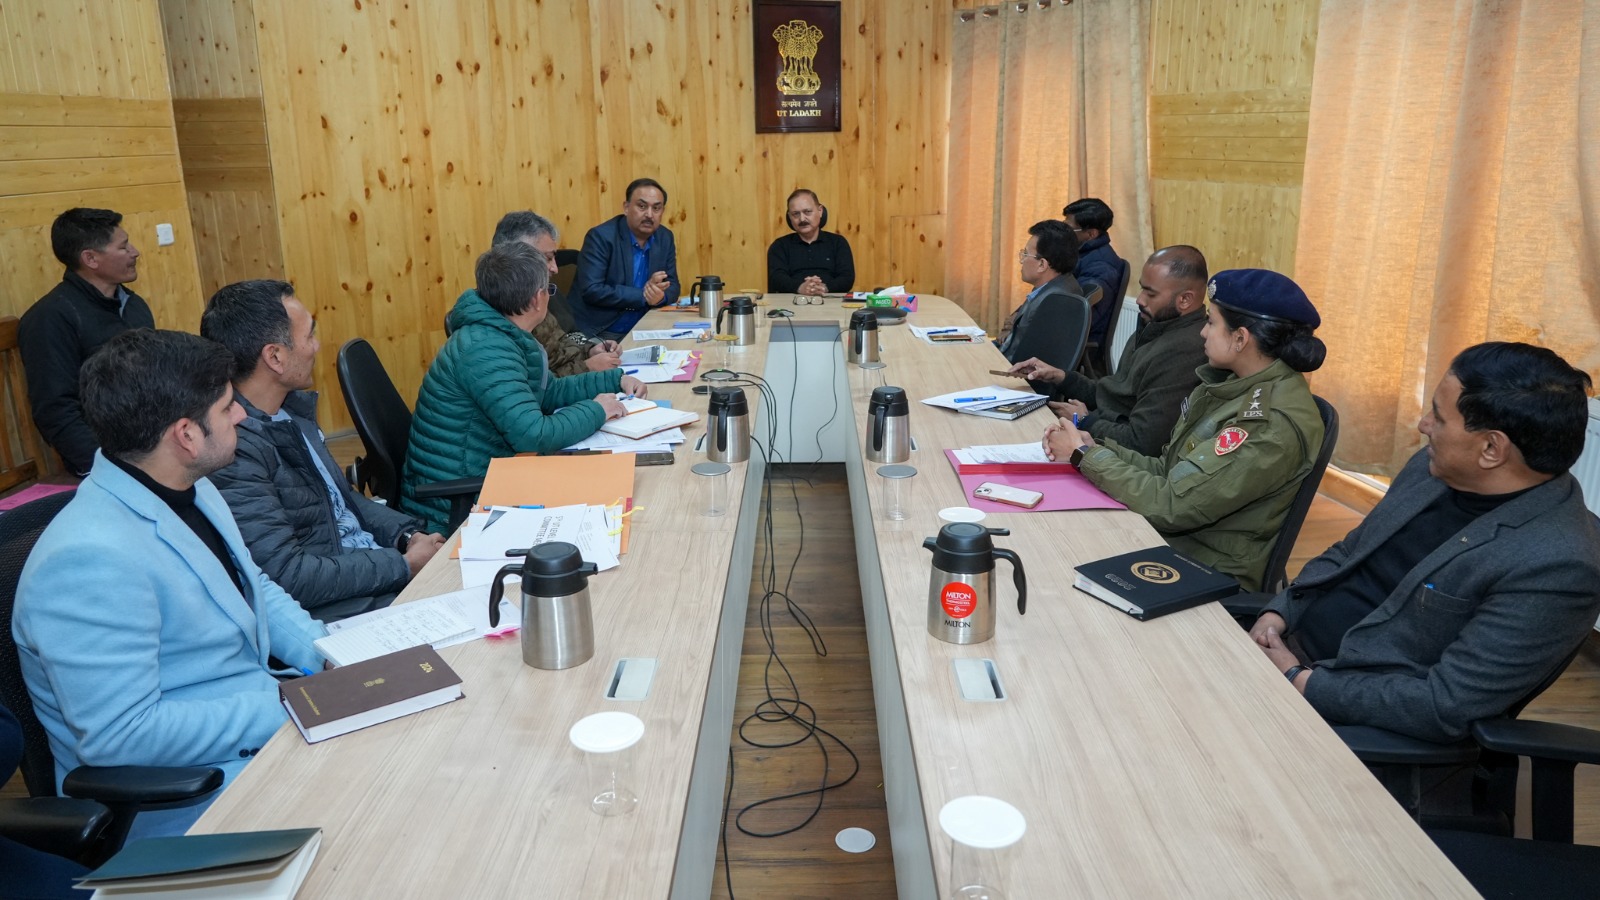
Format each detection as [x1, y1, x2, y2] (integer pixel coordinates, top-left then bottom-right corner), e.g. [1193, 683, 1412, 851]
[635, 451, 676, 467]
[973, 482, 1043, 509]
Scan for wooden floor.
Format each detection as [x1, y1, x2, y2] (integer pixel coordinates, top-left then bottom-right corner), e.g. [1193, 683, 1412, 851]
[8, 444, 1597, 896]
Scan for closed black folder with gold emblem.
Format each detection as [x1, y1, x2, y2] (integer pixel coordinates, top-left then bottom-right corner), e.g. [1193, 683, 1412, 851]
[1073, 546, 1239, 620]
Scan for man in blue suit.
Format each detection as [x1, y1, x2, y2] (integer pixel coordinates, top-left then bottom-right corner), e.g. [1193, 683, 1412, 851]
[12, 329, 327, 839]
[570, 177, 681, 340]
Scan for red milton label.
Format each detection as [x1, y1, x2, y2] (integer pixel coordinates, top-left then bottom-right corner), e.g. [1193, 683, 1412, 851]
[941, 582, 977, 619]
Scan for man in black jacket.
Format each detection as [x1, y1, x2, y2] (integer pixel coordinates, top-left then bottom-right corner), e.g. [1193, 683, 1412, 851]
[1005, 246, 1209, 456]
[20, 207, 156, 475]
[996, 220, 1088, 375]
[201, 280, 444, 621]
[1063, 197, 1128, 350]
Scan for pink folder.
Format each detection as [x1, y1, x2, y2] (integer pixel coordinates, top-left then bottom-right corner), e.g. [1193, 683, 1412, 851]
[942, 450, 1126, 513]
[0, 482, 75, 512]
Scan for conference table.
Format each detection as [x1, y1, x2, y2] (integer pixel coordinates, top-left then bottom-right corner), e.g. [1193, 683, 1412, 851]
[193, 295, 1476, 898]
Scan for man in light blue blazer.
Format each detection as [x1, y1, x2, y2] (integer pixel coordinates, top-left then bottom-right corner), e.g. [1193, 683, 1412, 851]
[13, 330, 327, 838]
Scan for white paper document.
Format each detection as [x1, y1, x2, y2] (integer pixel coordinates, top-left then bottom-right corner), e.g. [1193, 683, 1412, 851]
[563, 428, 683, 453]
[910, 324, 988, 344]
[921, 385, 1038, 411]
[459, 504, 587, 561]
[632, 328, 707, 341]
[324, 586, 522, 655]
[955, 442, 1055, 465]
[314, 600, 476, 666]
[458, 503, 621, 587]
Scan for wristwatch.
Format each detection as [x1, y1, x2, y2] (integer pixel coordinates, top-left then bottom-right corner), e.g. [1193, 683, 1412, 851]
[395, 526, 420, 552]
[1283, 664, 1309, 684]
[1069, 444, 1093, 467]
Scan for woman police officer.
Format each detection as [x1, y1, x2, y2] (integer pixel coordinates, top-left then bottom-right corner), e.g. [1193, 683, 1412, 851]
[1044, 269, 1326, 591]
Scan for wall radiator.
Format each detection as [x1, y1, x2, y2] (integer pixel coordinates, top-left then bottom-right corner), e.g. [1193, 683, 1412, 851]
[1107, 294, 1141, 374]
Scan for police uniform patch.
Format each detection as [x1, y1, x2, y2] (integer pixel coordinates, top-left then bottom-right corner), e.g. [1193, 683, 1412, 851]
[1214, 426, 1248, 455]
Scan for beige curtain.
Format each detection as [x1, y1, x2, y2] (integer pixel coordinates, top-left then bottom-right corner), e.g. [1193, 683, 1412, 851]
[947, 0, 1153, 333]
[1297, 0, 1600, 474]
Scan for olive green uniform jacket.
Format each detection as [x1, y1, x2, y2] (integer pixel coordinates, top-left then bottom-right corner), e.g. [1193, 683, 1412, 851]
[1076, 358, 1323, 590]
[532, 315, 595, 377]
[1053, 308, 1208, 457]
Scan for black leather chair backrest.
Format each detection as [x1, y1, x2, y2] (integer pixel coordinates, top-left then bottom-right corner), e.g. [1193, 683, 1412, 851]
[336, 339, 413, 508]
[1056, 293, 1093, 375]
[1098, 257, 1134, 372]
[0, 489, 75, 796]
[1260, 395, 1341, 594]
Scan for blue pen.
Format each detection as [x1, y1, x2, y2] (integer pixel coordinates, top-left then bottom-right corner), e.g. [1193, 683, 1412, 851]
[1072, 413, 1080, 427]
[927, 328, 959, 334]
[299, 667, 315, 677]
[517, 504, 544, 509]
[624, 368, 639, 375]
[954, 396, 996, 403]
[670, 330, 693, 337]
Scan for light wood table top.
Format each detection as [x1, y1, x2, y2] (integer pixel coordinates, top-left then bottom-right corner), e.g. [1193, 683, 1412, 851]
[193, 308, 772, 898]
[193, 296, 1474, 897]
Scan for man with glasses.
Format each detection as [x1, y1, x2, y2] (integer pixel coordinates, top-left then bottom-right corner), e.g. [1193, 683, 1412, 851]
[1063, 197, 1127, 351]
[403, 241, 647, 532]
[997, 220, 1089, 375]
[571, 178, 681, 341]
[492, 210, 621, 376]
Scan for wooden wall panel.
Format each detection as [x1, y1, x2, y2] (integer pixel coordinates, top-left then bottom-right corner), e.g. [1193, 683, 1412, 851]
[1148, 0, 1319, 275]
[160, 0, 285, 304]
[247, 0, 952, 431]
[0, 2, 203, 338]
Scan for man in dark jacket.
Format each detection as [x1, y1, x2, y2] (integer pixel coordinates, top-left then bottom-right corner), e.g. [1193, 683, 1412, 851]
[1006, 246, 1209, 456]
[20, 207, 156, 475]
[1063, 198, 1128, 350]
[570, 178, 681, 340]
[201, 280, 443, 621]
[996, 220, 1088, 374]
[491, 210, 621, 376]
[1254, 342, 1600, 742]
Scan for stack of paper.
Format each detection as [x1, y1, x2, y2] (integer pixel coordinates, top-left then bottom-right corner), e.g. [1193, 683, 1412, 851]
[953, 442, 1058, 465]
[922, 385, 1039, 411]
[314, 599, 476, 666]
[632, 324, 709, 341]
[457, 503, 621, 588]
[623, 348, 696, 383]
[910, 325, 987, 344]
[322, 585, 523, 663]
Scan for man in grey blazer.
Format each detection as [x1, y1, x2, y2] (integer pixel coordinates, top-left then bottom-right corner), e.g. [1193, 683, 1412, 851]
[1253, 342, 1600, 742]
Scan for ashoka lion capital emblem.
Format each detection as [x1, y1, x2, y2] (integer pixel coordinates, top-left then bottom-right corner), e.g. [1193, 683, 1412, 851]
[773, 19, 824, 96]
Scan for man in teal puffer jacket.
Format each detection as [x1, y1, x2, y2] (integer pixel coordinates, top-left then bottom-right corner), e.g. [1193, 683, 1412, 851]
[402, 240, 648, 532]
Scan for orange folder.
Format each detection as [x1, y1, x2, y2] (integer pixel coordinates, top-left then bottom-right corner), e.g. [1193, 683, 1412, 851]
[477, 453, 638, 553]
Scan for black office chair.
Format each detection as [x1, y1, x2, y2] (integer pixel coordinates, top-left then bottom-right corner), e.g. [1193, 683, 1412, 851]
[1221, 395, 1340, 618]
[1080, 257, 1132, 377]
[0, 491, 222, 867]
[335, 338, 482, 532]
[1331, 639, 1591, 836]
[549, 248, 581, 333]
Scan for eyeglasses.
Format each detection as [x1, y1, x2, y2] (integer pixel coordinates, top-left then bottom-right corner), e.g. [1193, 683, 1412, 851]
[1017, 250, 1043, 262]
[793, 294, 824, 305]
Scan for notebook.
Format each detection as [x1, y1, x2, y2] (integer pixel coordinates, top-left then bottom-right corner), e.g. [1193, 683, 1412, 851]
[599, 406, 699, 440]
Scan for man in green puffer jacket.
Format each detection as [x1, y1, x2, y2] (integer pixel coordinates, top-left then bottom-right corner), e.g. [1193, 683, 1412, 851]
[402, 240, 648, 532]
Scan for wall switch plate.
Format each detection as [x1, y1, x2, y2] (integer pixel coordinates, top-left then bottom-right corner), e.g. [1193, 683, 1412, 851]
[156, 223, 175, 246]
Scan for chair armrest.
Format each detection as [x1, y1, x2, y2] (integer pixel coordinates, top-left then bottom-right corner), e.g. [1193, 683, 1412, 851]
[1221, 591, 1273, 620]
[62, 765, 223, 805]
[413, 477, 483, 501]
[1472, 719, 1600, 766]
[1333, 725, 1480, 766]
[0, 797, 110, 859]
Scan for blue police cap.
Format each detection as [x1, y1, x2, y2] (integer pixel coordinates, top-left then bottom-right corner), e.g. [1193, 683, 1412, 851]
[1205, 269, 1320, 328]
